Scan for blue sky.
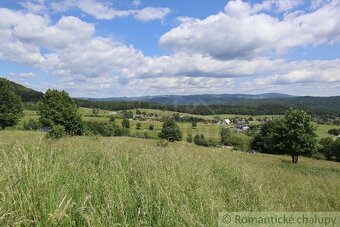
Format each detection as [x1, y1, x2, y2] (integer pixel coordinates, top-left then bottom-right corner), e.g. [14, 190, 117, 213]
[0, 0, 339, 97]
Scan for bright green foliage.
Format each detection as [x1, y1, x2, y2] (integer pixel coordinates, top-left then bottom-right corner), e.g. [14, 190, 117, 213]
[0, 78, 23, 129]
[37, 89, 83, 135]
[47, 125, 65, 139]
[23, 119, 42, 131]
[159, 117, 182, 142]
[122, 118, 130, 128]
[221, 128, 250, 151]
[252, 109, 317, 163]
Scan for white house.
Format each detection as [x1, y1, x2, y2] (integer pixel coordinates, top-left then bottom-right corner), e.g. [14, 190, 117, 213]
[224, 119, 231, 124]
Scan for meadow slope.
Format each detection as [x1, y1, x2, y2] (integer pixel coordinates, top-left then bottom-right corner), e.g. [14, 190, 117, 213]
[1, 131, 340, 226]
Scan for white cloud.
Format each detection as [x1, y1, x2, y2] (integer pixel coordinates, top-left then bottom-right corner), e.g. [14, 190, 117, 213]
[50, 0, 170, 22]
[0, 1, 340, 97]
[160, 0, 340, 60]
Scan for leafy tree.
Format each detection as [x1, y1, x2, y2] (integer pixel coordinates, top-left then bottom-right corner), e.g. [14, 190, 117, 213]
[136, 122, 141, 130]
[281, 109, 317, 163]
[149, 124, 154, 130]
[159, 117, 182, 142]
[0, 78, 23, 129]
[37, 89, 83, 135]
[252, 109, 317, 163]
[136, 109, 141, 115]
[192, 122, 197, 128]
[122, 118, 130, 128]
[318, 137, 335, 160]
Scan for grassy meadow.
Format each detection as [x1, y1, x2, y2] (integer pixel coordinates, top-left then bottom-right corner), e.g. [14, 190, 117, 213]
[1, 131, 340, 226]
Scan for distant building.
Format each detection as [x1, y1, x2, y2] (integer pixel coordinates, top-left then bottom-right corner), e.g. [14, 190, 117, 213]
[224, 119, 231, 124]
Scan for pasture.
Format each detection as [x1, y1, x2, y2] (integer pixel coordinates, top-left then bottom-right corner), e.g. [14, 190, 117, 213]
[0, 131, 340, 226]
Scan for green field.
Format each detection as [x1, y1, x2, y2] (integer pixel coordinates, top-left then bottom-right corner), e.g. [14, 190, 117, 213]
[0, 131, 339, 226]
[18, 108, 338, 140]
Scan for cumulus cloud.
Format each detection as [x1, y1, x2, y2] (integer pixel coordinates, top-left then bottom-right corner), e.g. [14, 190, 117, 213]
[49, 0, 170, 21]
[1, 1, 340, 96]
[160, 0, 340, 60]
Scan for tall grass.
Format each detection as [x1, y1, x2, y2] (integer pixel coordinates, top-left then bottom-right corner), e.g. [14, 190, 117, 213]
[1, 131, 339, 226]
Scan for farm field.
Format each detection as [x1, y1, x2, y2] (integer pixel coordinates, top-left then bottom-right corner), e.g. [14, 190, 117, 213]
[1, 131, 340, 226]
[17, 108, 339, 140]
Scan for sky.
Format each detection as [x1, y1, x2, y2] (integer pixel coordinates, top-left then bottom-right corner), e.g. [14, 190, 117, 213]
[0, 0, 339, 97]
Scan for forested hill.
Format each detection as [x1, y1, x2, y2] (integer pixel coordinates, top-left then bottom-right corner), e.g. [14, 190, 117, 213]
[3, 78, 340, 115]
[80, 94, 340, 113]
[2, 78, 44, 102]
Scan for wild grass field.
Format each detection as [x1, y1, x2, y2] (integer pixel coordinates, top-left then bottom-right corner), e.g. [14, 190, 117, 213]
[0, 131, 340, 226]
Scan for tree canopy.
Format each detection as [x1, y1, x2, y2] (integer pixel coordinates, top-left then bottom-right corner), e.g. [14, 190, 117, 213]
[37, 89, 83, 135]
[159, 117, 182, 142]
[252, 109, 317, 163]
[0, 78, 23, 129]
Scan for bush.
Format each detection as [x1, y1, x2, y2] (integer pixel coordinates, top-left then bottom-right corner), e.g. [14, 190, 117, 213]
[328, 128, 340, 136]
[149, 124, 154, 130]
[47, 125, 65, 139]
[109, 115, 116, 122]
[192, 122, 197, 128]
[84, 122, 129, 137]
[194, 134, 206, 146]
[187, 134, 193, 143]
[136, 122, 141, 130]
[122, 118, 130, 128]
[23, 119, 42, 131]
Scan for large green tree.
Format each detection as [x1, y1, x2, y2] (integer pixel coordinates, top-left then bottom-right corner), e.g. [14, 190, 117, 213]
[252, 109, 317, 163]
[0, 78, 23, 129]
[159, 117, 182, 142]
[37, 89, 83, 135]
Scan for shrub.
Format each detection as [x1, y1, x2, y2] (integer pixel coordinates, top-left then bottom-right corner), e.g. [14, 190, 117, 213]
[84, 122, 129, 137]
[328, 128, 340, 136]
[136, 122, 141, 130]
[192, 122, 197, 128]
[122, 118, 130, 128]
[23, 119, 42, 131]
[143, 132, 149, 139]
[187, 134, 193, 143]
[47, 125, 65, 139]
[194, 134, 206, 146]
[149, 124, 154, 130]
[109, 115, 116, 122]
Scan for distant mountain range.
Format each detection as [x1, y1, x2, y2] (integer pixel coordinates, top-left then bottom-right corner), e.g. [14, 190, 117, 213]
[3, 77, 340, 113]
[80, 93, 294, 105]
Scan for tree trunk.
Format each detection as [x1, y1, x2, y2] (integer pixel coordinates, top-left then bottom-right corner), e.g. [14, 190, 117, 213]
[291, 154, 299, 164]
